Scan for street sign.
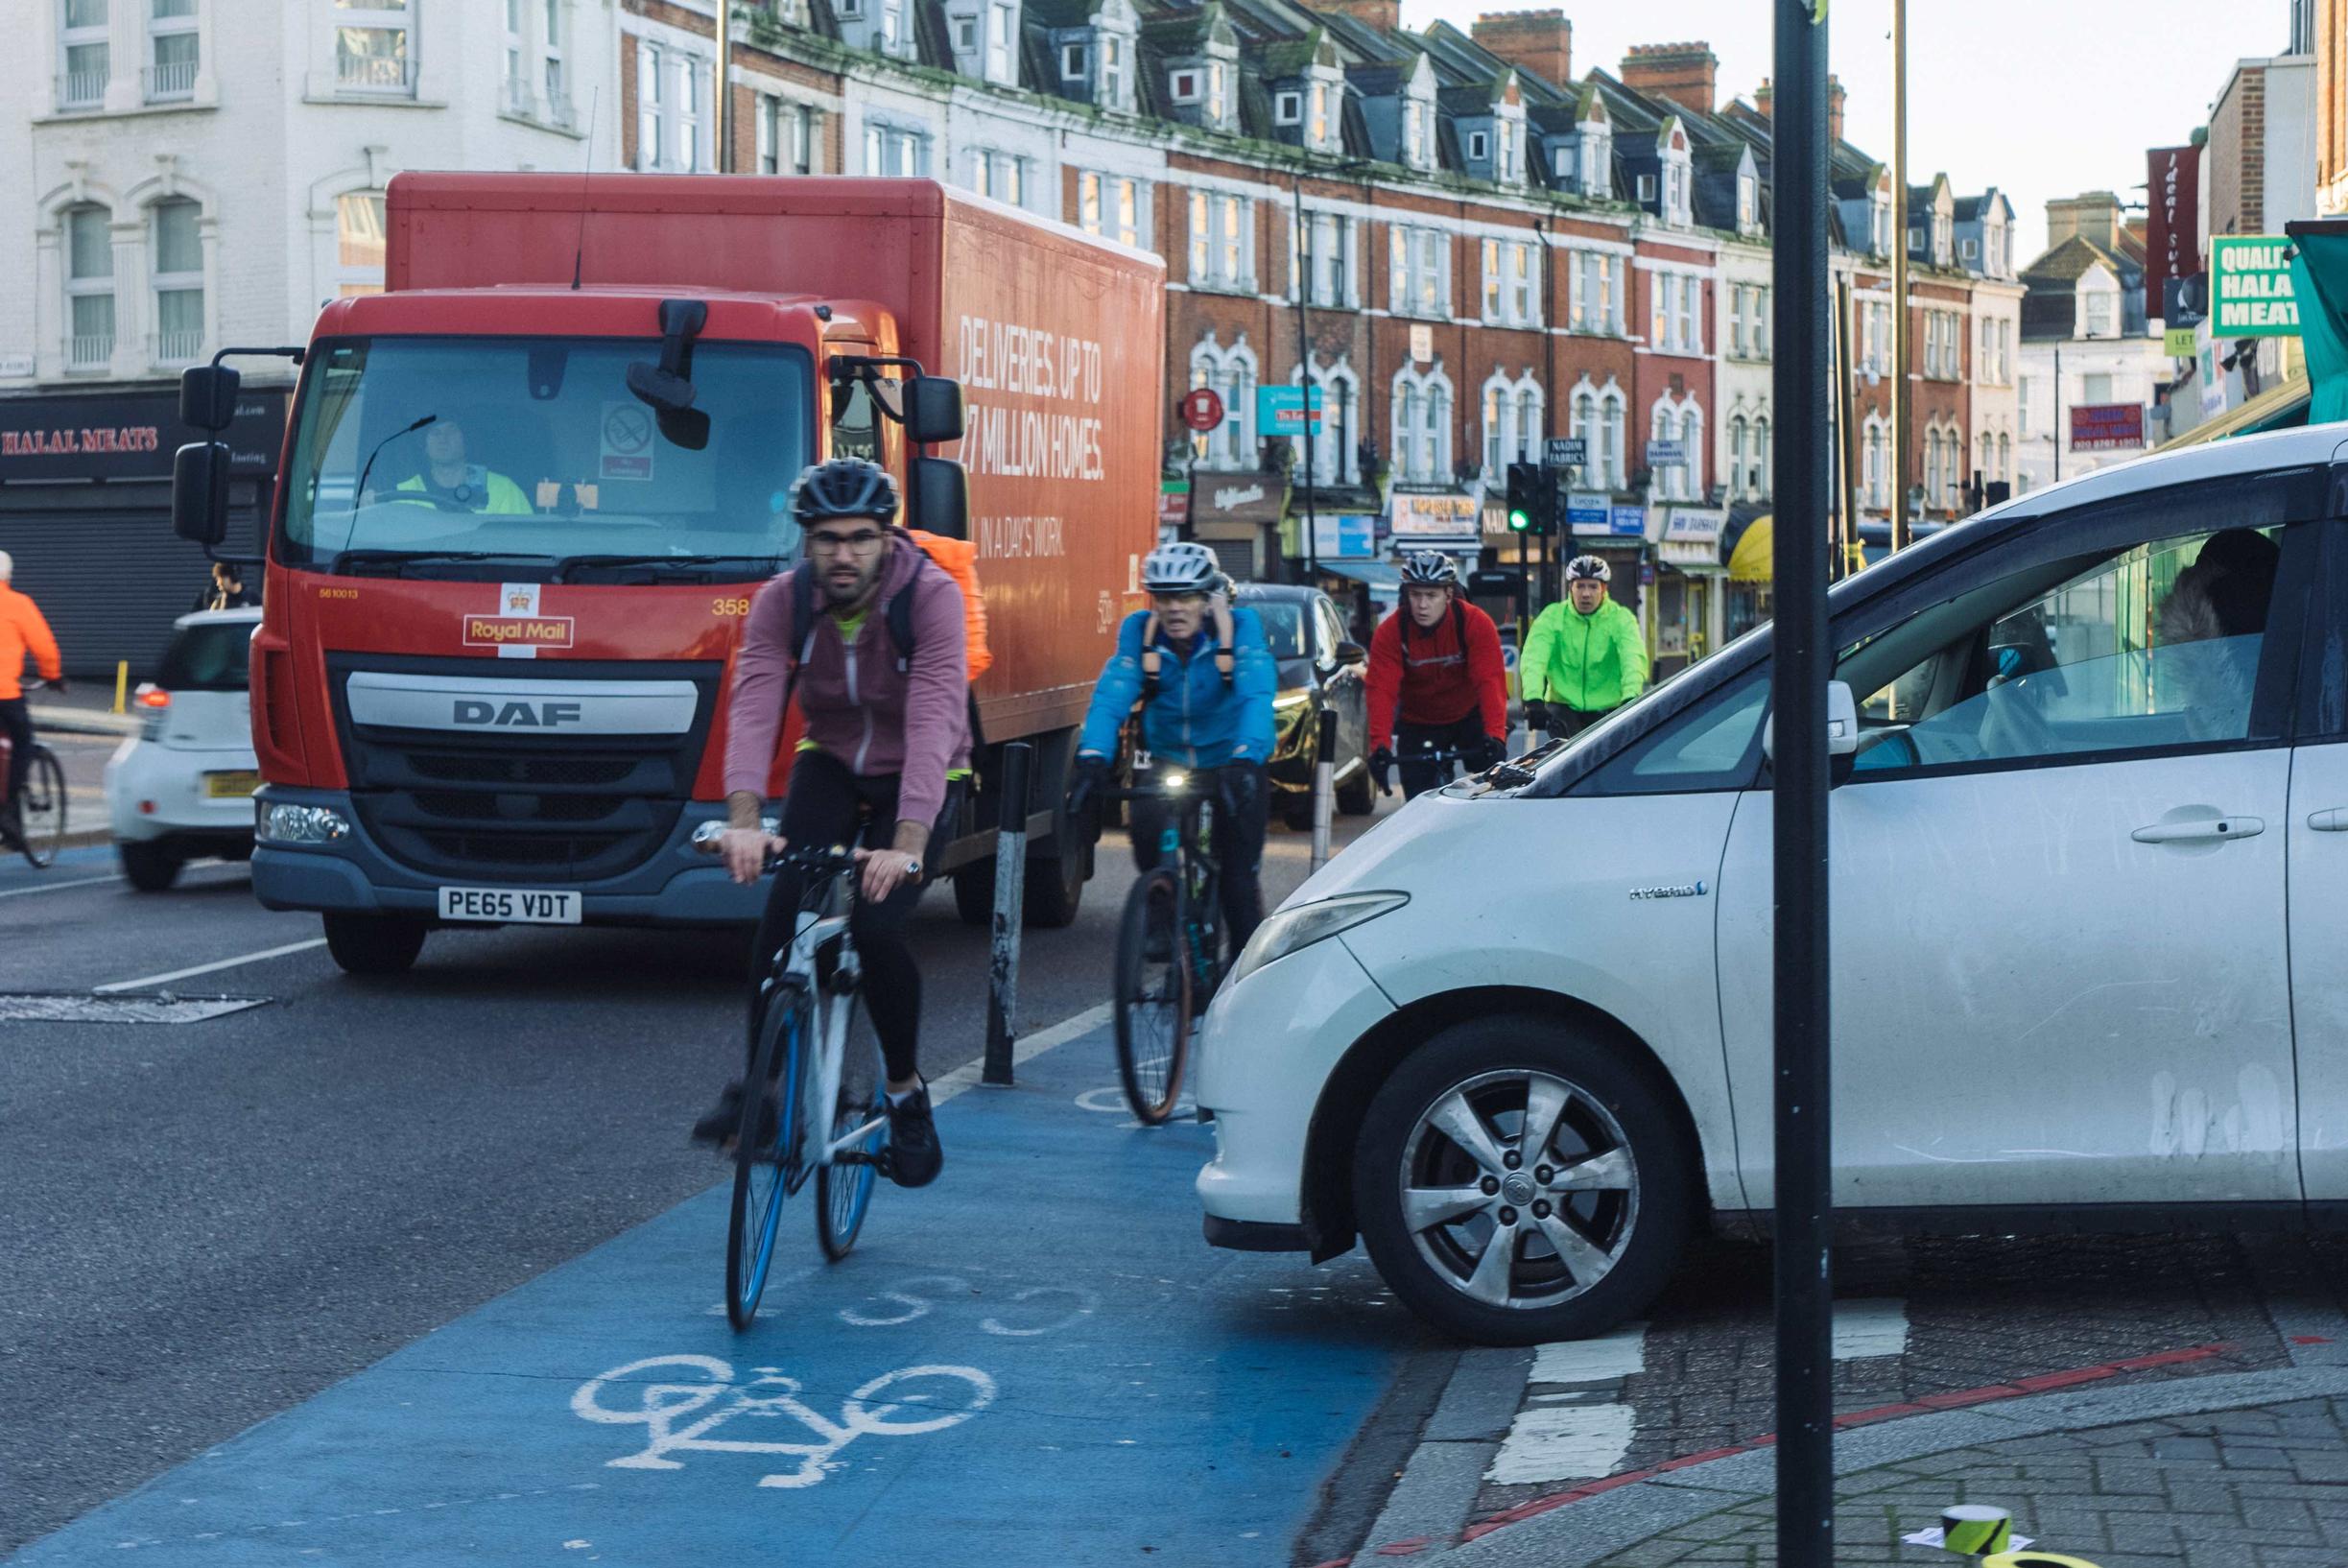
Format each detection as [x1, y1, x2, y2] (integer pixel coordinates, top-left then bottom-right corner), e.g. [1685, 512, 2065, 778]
[1565, 490, 1611, 535]
[1310, 512, 1375, 560]
[1646, 440, 1688, 468]
[1178, 387, 1224, 433]
[2069, 403, 2146, 452]
[1255, 386, 1324, 436]
[1544, 438, 1587, 468]
[2210, 237, 2300, 339]
[2163, 326, 2199, 357]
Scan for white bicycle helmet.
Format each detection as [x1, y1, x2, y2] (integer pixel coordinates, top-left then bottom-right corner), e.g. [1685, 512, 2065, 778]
[1566, 554, 1612, 583]
[1142, 541, 1221, 594]
[1399, 550, 1460, 588]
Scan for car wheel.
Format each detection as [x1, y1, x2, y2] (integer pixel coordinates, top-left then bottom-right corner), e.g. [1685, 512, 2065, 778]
[321, 914, 429, 977]
[1353, 1015, 1693, 1345]
[117, 840, 182, 892]
[1336, 764, 1376, 817]
[1281, 795, 1316, 832]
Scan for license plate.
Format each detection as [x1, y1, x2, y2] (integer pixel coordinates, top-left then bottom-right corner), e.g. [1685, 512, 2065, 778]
[203, 771, 261, 798]
[436, 886, 582, 925]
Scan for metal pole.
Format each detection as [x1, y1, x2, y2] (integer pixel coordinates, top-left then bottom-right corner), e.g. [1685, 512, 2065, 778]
[1294, 167, 1318, 583]
[984, 741, 1032, 1086]
[1770, 4, 1835, 1566]
[716, 0, 733, 174]
[2053, 343, 2064, 483]
[1310, 709, 1337, 874]
[1835, 274, 1859, 580]
[1889, 0, 1909, 553]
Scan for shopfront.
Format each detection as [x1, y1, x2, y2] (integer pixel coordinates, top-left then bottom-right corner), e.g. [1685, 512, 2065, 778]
[1723, 508, 1773, 641]
[1649, 504, 1727, 680]
[1189, 474, 1291, 582]
[0, 385, 290, 677]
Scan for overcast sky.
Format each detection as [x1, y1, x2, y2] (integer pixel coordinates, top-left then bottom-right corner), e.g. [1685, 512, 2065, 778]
[1405, 0, 2299, 263]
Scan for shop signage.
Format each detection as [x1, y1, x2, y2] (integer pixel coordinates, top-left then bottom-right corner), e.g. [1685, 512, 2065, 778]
[1256, 386, 1324, 436]
[1409, 323, 1434, 365]
[1157, 484, 1190, 532]
[0, 387, 288, 484]
[2210, 237, 2300, 338]
[1389, 490, 1480, 538]
[1178, 387, 1224, 433]
[2164, 327, 2199, 357]
[1645, 439, 1687, 469]
[1195, 477, 1289, 526]
[1565, 490, 1612, 536]
[2145, 147, 2200, 320]
[1544, 438, 1586, 468]
[2069, 403, 2146, 452]
[1310, 512, 1375, 559]
[1662, 506, 1725, 544]
[1609, 504, 1648, 537]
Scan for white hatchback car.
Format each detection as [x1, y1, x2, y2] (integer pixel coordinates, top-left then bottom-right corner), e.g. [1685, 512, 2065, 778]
[1196, 428, 2348, 1344]
[105, 607, 262, 891]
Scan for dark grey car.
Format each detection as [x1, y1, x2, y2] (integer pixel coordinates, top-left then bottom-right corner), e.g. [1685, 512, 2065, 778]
[1233, 583, 1375, 829]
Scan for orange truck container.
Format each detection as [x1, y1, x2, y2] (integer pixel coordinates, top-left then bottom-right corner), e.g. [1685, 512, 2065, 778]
[170, 175, 1163, 973]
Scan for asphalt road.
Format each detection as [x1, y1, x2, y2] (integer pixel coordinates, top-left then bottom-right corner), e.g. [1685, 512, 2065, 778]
[0, 796, 1394, 1557]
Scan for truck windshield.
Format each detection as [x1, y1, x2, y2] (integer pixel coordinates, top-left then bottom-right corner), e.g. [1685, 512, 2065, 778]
[277, 337, 813, 581]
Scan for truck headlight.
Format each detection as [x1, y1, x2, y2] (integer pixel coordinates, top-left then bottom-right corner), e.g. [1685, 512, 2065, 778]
[258, 803, 351, 844]
[1226, 891, 1409, 987]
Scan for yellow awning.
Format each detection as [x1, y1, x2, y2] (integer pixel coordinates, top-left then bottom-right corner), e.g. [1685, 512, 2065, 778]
[1728, 513, 1772, 582]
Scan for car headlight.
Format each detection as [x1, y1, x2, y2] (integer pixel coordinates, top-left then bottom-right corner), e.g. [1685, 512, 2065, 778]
[257, 803, 351, 844]
[1227, 891, 1409, 987]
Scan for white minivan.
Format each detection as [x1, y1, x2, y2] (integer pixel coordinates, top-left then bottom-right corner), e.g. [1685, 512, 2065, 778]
[1195, 428, 2348, 1344]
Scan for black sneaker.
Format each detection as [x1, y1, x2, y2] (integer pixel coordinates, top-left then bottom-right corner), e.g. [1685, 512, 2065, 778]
[690, 1080, 778, 1150]
[885, 1081, 943, 1188]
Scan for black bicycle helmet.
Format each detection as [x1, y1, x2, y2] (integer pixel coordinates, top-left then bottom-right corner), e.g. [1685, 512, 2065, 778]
[791, 458, 900, 527]
[1399, 550, 1459, 588]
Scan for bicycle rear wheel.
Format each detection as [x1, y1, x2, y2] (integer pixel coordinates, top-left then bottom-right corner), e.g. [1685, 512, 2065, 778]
[18, 746, 66, 869]
[815, 996, 883, 1262]
[1114, 867, 1193, 1125]
[726, 978, 807, 1330]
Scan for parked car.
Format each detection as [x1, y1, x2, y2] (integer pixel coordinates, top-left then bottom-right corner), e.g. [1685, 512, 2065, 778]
[1195, 428, 2345, 1343]
[1232, 582, 1375, 829]
[104, 608, 262, 891]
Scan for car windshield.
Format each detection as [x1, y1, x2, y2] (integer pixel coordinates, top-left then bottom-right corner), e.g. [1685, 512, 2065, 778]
[276, 337, 814, 580]
[158, 621, 255, 692]
[1246, 600, 1314, 660]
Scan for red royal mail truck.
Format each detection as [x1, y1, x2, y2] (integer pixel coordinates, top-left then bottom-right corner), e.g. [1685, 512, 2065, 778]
[170, 174, 1163, 974]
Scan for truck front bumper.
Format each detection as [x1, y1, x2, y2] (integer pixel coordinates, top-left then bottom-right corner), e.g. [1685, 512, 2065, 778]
[249, 785, 766, 925]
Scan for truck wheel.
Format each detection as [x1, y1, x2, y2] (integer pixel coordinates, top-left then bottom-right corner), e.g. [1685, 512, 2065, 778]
[322, 914, 429, 977]
[1282, 795, 1316, 832]
[952, 859, 996, 927]
[1352, 1014, 1693, 1345]
[1337, 765, 1376, 817]
[117, 840, 182, 892]
[1022, 831, 1087, 928]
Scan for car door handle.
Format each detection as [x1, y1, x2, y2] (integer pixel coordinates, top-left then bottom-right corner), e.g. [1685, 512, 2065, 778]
[2131, 816, 2265, 843]
[2312, 809, 2348, 832]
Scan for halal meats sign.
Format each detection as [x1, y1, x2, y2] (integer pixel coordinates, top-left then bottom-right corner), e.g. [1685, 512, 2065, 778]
[2210, 238, 2300, 339]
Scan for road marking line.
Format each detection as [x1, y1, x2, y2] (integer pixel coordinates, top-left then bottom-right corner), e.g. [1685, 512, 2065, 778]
[94, 938, 329, 994]
[0, 872, 123, 899]
[929, 1002, 1113, 1106]
[1832, 1297, 1910, 1360]
[1530, 1322, 1648, 1386]
[1485, 1403, 1635, 1485]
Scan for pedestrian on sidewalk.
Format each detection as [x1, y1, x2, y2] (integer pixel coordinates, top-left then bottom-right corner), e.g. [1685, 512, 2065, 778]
[192, 560, 259, 612]
[1520, 555, 1647, 742]
[0, 551, 64, 850]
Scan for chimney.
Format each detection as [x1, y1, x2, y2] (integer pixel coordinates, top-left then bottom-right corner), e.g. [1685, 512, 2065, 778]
[1621, 41, 1718, 116]
[1470, 10, 1571, 90]
[2047, 191, 2123, 250]
[1827, 74, 1845, 144]
[1753, 78, 1771, 119]
[1317, 0, 1402, 36]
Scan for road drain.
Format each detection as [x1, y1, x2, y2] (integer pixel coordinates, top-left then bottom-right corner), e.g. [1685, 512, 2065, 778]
[0, 993, 269, 1024]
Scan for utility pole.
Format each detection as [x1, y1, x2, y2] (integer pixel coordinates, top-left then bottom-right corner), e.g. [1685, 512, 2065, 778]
[1770, 3, 1835, 1564]
[1889, 0, 1910, 552]
[1293, 163, 1318, 582]
[716, 0, 733, 172]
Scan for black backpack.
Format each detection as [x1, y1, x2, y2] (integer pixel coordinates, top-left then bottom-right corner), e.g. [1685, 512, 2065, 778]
[784, 559, 987, 751]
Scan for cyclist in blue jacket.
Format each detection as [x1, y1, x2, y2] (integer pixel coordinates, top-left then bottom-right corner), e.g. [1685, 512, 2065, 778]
[1068, 542, 1277, 952]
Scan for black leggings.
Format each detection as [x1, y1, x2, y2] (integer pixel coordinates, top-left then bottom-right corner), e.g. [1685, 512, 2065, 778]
[0, 699, 31, 816]
[746, 749, 961, 1083]
[1396, 713, 1488, 800]
[1127, 762, 1269, 958]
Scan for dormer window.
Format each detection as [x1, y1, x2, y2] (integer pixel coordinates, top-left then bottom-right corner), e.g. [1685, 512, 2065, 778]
[985, 2, 1013, 83]
[1100, 31, 1127, 109]
[1987, 223, 2004, 276]
[1737, 170, 1758, 233]
[1310, 81, 1330, 148]
[1171, 68, 1200, 103]
[1275, 90, 1301, 125]
[1061, 41, 1088, 80]
[1207, 59, 1228, 124]
[1468, 130, 1489, 160]
[1637, 174, 1656, 202]
[1579, 123, 1610, 199]
[954, 15, 977, 50]
[1496, 121, 1521, 181]
[1870, 194, 1890, 255]
[1932, 214, 1952, 267]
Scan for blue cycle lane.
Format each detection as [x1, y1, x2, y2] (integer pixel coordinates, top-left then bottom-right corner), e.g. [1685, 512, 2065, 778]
[12, 1025, 1423, 1567]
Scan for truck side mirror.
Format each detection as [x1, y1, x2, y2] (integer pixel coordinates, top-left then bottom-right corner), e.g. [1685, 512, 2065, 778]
[173, 440, 231, 547]
[180, 364, 241, 432]
[910, 456, 968, 539]
[905, 376, 965, 445]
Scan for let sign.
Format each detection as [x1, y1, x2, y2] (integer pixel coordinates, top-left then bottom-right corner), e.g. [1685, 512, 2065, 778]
[2211, 237, 2300, 339]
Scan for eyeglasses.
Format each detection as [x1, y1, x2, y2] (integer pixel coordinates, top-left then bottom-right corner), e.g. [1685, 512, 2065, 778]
[808, 530, 889, 555]
[1150, 591, 1207, 607]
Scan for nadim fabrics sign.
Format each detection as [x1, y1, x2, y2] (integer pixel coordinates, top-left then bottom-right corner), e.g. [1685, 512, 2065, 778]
[2069, 403, 2146, 453]
[2210, 237, 2300, 339]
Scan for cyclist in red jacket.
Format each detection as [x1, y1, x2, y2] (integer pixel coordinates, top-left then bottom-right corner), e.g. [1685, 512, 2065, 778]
[1365, 552, 1509, 799]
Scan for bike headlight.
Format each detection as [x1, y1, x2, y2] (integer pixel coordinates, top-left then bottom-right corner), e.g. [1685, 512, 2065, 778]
[1227, 891, 1410, 987]
[1160, 769, 1190, 793]
[257, 802, 350, 845]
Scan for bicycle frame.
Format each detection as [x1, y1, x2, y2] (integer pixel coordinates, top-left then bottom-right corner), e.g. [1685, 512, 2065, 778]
[1133, 763, 1221, 986]
[770, 862, 886, 1172]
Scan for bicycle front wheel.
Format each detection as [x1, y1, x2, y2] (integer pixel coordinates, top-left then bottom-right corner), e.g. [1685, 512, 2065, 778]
[1114, 867, 1193, 1125]
[18, 746, 66, 868]
[726, 978, 807, 1330]
[815, 996, 882, 1262]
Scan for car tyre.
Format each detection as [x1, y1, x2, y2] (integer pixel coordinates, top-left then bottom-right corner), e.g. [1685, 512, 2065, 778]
[1353, 1014, 1693, 1345]
[117, 840, 182, 892]
[322, 913, 429, 976]
[1336, 765, 1376, 817]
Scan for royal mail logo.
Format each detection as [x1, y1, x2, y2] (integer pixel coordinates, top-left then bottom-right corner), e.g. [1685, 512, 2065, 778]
[507, 588, 534, 612]
[463, 615, 576, 649]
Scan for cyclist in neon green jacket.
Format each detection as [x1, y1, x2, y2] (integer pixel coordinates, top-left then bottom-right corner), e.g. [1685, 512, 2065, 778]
[1520, 555, 1648, 740]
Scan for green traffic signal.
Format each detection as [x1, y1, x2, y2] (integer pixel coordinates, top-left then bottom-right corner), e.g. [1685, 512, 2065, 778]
[1507, 508, 1530, 532]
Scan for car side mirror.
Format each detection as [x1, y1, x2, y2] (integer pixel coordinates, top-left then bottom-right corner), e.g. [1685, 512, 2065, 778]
[905, 376, 965, 445]
[910, 456, 967, 539]
[1335, 641, 1368, 669]
[1762, 679, 1861, 771]
[180, 364, 241, 432]
[173, 440, 231, 547]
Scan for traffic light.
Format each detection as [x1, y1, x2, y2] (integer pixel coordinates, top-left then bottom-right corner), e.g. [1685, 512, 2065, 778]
[1505, 462, 1543, 534]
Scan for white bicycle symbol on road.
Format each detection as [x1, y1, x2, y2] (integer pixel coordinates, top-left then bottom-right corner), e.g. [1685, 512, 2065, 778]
[571, 1356, 996, 1489]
